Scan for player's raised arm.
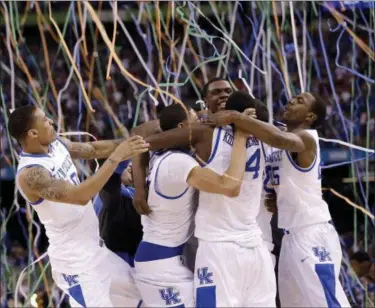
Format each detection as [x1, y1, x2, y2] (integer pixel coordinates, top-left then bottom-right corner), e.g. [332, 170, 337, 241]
[144, 123, 209, 151]
[186, 129, 248, 197]
[130, 120, 161, 215]
[18, 136, 149, 206]
[207, 110, 306, 153]
[58, 137, 124, 160]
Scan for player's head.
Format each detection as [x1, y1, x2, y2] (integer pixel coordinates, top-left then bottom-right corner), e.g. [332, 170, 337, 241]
[282, 92, 326, 128]
[225, 91, 269, 122]
[8, 106, 57, 146]
[159, 103, 197, 132]
[350, 251, 372, 278]
[202, 77, 233, 114]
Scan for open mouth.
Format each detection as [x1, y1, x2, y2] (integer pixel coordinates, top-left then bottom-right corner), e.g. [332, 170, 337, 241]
[218, 99, 227, 109]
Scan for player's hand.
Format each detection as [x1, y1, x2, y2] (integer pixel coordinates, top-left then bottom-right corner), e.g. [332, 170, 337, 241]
[133, 190, 152, 215]
[113, 136, 149, 161]
[264, 191, 277, 214]
[204, 110, 240, 127]
[243, 108, 257, 119]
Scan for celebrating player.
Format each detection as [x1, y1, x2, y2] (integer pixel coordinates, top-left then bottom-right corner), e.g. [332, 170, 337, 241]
[9, 106, 148, 307]
[208, 91, 350, 307]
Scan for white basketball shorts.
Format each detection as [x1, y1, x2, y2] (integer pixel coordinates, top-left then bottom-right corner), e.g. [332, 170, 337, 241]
[134, 256, 194, 307]
[278, 222, 351, 307]
[52, 249, 142, 307]
[194, 240, 276, 307]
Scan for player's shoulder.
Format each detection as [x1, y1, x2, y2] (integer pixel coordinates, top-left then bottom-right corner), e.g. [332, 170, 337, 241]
[17, 164, 52, 188]
[296, 129, 317, 150]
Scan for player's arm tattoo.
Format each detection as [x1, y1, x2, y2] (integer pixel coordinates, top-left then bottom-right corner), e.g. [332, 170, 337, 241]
[23, 166, 69, 201]
[60, 138, 123, 160]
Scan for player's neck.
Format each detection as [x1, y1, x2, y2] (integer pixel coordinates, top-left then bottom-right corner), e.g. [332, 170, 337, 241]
[286, 122, 309, 132]
[22, 142, 50, 155]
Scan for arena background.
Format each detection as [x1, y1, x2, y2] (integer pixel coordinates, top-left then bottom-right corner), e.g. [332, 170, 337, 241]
[0, 1, 374, 307]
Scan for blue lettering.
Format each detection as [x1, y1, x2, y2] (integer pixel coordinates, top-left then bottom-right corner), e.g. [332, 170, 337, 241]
[159, 288, 181, 305]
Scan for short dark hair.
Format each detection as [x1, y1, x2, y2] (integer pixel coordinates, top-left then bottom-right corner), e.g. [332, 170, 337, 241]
[309, 92, 326, 128]
[156, 102, 166, 117]
[351, 251, 371, 263]
[202, 77, 228, 98]
[254, 100, 270, 123]
[8, 105, 37, 143]
[159, 103, 190, 131]
[225, 91, 269, 122]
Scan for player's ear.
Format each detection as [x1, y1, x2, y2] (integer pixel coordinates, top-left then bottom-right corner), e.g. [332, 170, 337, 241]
[306, 112, 317, 124]
[27, 129, 38, 139]
[177, 122, 184, 128]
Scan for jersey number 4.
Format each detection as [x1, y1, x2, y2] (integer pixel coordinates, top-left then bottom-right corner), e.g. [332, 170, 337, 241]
[245, 149, 260, 179]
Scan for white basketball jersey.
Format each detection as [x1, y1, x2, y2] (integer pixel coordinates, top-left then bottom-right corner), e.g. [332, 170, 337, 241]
[195, 126, 265, 247]
[16, 139, 107, 274]
[268, 130, 332, 229]
[143, 151, 198, 247]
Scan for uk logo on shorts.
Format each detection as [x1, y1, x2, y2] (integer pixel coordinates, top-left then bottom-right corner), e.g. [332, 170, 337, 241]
[312, 246, 332, 262]
[197, 267, 213, 285]
[62, 274, 79, 287]
[159, 288, 181, 305]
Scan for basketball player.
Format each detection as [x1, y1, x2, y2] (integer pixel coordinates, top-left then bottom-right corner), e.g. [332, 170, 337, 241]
[207, 91, 350, 307]
[133, 104, 249, 307]
[133, 92, 276, 307]
[9, 105, 148, 307]
[132, 77, 232, 215]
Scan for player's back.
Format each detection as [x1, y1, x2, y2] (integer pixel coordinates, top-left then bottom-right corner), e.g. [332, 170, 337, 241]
[16, 139, 107, 274]
[195, 126, 265, 247]
[269, 129, 331, 229]
[142, 150, 198, 247]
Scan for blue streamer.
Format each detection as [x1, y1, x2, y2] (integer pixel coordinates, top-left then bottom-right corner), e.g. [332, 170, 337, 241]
[335, 25, 375, 83]
[322, 153, 374, 169]
[295, 10, 322, 80]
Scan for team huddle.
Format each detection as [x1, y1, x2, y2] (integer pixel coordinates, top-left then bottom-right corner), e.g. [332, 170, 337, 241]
[9, 78, 351, 307]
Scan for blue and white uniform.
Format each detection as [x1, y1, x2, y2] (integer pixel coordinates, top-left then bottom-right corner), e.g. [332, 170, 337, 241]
[134, 150, 199, 307]
[194, 126, 276, 307]
[16, 139, 141, 307]
[267, 129, 350, 307]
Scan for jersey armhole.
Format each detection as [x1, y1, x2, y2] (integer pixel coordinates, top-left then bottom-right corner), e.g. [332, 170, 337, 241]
[154, 153, 189, 199]
[204, 127, 222, 166]
[286, 150, 317, 172]
[56, 137, 70, 153]
[17, 164, 52, 205]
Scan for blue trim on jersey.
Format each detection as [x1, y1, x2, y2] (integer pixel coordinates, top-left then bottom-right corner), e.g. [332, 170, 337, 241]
[30, 198, 44, 205]
[285, 150, 317, 172]
[260, 141, 267, 162]
[20, 152, 50, 158]
[315, 264, 341, 308]
[115, 251, 135, 268]
[154, 152, 189, 200]
[68, 284, 87, 307]
[136, 300, 143, 308]
[134, 241, 184, 262]
[206, 127, 222, 165]
[196, 286, 216, 308]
